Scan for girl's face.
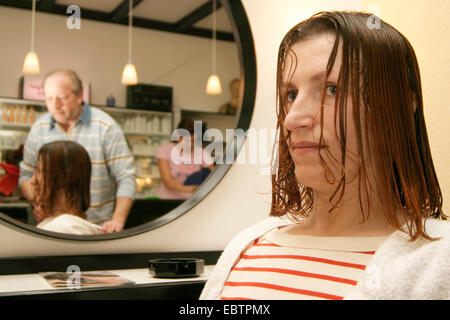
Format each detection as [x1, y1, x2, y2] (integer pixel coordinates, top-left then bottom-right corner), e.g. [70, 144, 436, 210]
[282, 33, 361, 192]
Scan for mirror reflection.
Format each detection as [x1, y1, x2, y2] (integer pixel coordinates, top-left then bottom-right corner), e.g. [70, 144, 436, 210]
[0, 0, 242, 236]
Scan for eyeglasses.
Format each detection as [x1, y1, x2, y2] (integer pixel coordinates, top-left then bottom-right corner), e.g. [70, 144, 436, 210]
[44, 93, 73, 103]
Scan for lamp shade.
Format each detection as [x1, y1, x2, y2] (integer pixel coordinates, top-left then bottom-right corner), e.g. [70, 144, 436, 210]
[121, 63, 138, 85]
[23, 51, 40, 75]
[206, 74, 222, 95]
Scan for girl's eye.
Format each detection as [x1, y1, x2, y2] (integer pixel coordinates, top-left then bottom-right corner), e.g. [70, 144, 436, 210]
[287, 90, 298, 102]
[326, 84, 337, 96]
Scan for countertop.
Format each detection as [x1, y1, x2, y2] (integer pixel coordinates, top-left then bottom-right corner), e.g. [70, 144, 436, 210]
[0, 265, 214, 297]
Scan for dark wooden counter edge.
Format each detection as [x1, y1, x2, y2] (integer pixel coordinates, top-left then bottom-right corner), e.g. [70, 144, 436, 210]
[0, 281, 207, 300]
[0, 251, 221, 299]
[0, 250, 222, 275]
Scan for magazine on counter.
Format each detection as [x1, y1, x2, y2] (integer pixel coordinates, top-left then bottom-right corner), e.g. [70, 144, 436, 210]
[40, 270, 135, 289]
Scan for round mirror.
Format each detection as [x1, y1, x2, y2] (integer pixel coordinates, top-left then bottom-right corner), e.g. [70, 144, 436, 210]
[0, 0, 256, 240]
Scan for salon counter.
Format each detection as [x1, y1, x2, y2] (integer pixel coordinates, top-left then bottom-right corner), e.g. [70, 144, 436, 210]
[0, 266, 213, 300]
[0, 251, 221, 300]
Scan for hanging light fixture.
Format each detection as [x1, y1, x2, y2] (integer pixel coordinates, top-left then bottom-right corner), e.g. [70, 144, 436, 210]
[23, 0, 40, 75]
[206, 0, 222, 95]
[121, 0, 138, 85]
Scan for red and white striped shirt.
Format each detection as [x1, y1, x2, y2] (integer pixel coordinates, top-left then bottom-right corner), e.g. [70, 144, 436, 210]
[220, 228, 389, 300]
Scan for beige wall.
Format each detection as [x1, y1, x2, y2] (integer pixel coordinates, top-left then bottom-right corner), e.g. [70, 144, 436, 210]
[361, 0, 450, 214]
[0, 0, 448, 258]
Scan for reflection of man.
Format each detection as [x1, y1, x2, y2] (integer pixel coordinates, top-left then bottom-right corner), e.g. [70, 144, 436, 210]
[219, 78, 240, 115]
[19, 69, 136, 233]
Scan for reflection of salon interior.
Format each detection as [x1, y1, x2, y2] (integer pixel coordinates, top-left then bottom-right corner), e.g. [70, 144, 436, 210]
[0, 1, 240, 227]
[1, 0, 448, 303]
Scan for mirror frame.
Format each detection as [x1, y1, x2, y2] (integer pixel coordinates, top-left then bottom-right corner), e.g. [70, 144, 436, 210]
[0, 0, 257, 241]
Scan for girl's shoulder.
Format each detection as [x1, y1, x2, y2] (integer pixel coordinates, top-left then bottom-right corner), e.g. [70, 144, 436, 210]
[37, 214, 100, 235]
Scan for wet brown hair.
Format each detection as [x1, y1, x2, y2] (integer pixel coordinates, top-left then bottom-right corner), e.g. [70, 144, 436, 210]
[176, 118, 207, 139]
[177, 118, 196, 135]
[33, 141, 91, 219]
[271, 11, 445, 240]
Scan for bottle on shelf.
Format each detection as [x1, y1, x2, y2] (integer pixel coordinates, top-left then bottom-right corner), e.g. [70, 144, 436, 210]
[2, 104, 8, 122]
[28, 106, 35, 124]
[124, 117, 130, 132]
[8, 106, 14, 123]
[137, 115, 145, 133]
[22, 105, 28, 123]
[15, 105, 21, 123]
[130, 115, 136, 133]
[161, 116, 171, 134]
[147, 117, 153, 133]
[152, 116, 160, 134]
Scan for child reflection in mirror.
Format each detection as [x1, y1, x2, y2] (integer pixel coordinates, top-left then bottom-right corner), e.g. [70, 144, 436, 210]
[31, 140, 100, 235]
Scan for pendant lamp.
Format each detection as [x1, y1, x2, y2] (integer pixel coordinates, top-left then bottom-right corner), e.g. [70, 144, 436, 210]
[121, 0, 138, 85]
[206, 0, 222, 95]
[23, 0, 40, 74]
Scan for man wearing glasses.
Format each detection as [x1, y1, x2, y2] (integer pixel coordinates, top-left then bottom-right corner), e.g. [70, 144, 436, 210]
[19, 69, 136, 233]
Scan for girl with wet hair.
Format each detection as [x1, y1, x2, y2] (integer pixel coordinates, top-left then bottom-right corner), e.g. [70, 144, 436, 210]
[201, 11, 449, 300]
[32, 140, 100, 235]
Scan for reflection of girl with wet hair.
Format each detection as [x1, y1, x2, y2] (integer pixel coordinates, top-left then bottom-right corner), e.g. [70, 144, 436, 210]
[201, 11, 450, 300]
[32, 141, 100, 235]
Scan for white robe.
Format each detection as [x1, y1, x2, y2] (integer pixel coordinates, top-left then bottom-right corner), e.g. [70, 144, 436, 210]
[37, 214, 101, 235]
[200, 217, 450, 300]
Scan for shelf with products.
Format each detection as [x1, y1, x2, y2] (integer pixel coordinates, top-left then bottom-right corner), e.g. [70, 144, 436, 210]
[96, 105, 173, 137]
[97, 106, 173, 199]
[0, 98, 46, 167]
[0, 98, 47, 127]
[0, 98, 174, 200]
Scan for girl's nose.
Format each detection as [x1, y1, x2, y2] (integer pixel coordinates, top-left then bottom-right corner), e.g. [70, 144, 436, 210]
[283, 94, 317, 132]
